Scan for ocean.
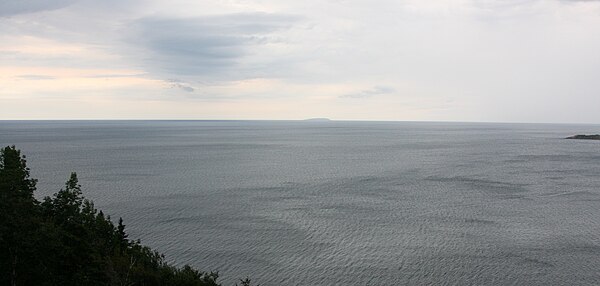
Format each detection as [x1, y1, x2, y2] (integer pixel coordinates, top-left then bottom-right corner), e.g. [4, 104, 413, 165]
[1, 120, 600, 285]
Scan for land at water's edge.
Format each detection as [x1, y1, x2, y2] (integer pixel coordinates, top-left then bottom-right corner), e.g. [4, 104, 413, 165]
[566, 134, 600, 140]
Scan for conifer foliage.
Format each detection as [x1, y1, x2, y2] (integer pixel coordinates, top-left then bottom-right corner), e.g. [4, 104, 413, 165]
[0, 146, 248, 286]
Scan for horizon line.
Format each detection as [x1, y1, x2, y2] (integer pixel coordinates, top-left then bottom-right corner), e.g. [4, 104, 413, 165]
[1, 118, 600, 126]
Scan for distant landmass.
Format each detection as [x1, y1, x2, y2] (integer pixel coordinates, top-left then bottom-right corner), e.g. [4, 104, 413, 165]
[566, 134, 600, 140]
[303, 118, 332, 122]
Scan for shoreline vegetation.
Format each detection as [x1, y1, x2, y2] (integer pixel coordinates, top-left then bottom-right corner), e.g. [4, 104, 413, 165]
[0, 145, 256, 286]
[565, 134, 600, 140]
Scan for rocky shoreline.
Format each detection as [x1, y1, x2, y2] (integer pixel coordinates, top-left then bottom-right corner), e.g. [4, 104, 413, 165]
[566, 134, 600, 140]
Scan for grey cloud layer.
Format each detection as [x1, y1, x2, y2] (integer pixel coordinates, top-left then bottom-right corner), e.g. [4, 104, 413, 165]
[0, 0, 77, 17]
[128, 13, 299, 78]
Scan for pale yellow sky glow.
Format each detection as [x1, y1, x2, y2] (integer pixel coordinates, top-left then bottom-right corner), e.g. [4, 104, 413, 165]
[1, 0, 600, 122]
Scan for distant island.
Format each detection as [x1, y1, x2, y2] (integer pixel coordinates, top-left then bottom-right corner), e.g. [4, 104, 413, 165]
[303, 118, 332, 122]
[565, 134, 600, 140]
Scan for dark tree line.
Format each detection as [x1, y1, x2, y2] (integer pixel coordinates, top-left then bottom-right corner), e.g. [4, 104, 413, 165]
[0, 146, 256, 286]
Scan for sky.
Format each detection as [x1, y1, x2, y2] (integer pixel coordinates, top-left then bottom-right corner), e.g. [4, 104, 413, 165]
[1, 0, 600, 123]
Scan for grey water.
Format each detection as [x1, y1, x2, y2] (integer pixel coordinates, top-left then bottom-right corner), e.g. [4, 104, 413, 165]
[2, 120, 600, 285]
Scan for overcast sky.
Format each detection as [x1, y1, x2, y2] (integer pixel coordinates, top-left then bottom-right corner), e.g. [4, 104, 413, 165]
[1, 0, 599, 122]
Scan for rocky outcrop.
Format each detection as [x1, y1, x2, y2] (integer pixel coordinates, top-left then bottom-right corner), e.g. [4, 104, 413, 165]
[566, 134, 600, 140]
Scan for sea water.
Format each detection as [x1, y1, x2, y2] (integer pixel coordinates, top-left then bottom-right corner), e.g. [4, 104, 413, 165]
[1, 120, 600, 285]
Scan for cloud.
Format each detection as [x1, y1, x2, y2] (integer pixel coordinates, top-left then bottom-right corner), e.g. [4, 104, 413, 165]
[84, 73, 147, 79]
[169, 81, 195, 93]
[127, 13, 300, 78]
[17, 74, 56, 80]
[0, 0, 77, 17]
[340, 86, 395, 99]
[3, 0, 600, 121]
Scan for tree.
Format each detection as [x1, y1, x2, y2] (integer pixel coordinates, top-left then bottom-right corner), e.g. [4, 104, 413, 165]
[1, 146, 253, 286]
[42, 172, 83, 222]
[116, 217, 129, 253]
[40, 172, 113, 285]
[0, 146, 42, 286]
[236, 278, 259, 286]
[0, 146, 37, 198]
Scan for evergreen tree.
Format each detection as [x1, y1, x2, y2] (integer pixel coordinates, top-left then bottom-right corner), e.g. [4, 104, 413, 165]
[116, 217, 129, 253]
[0, 146, 253, 286]
[0, 146, 44, 286]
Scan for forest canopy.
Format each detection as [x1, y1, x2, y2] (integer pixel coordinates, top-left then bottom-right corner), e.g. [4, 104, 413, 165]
[0, 145, 255, 286]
